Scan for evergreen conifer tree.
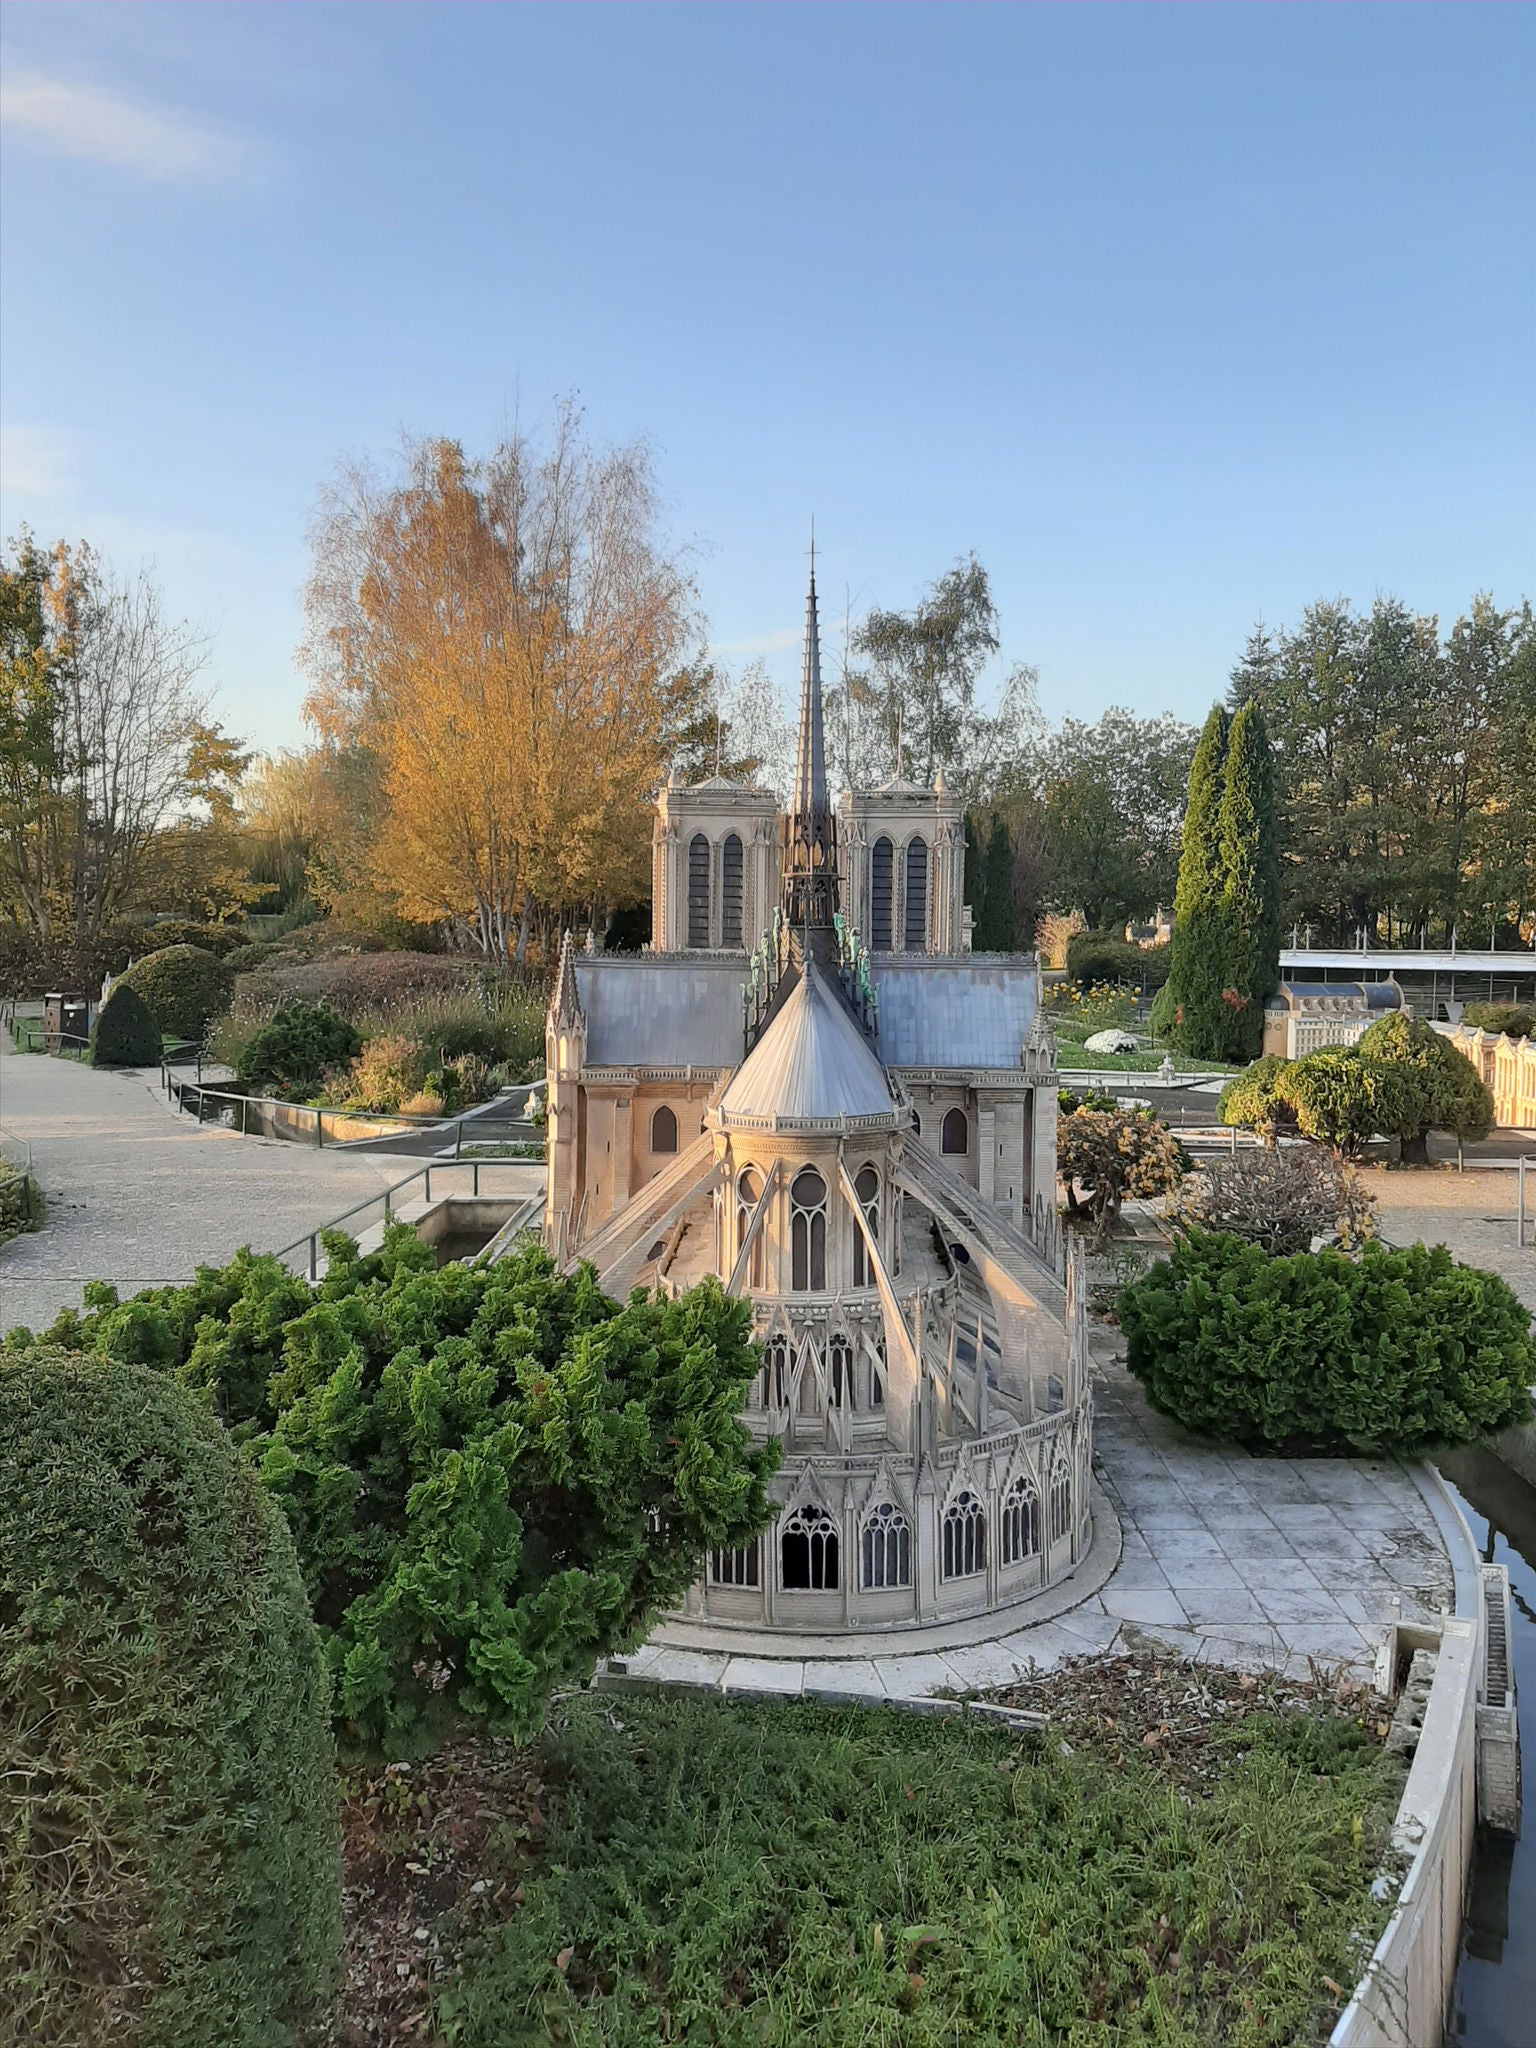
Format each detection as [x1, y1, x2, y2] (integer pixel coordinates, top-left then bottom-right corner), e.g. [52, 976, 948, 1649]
[1216, 702, 1282, 1059]
[977, 814, 1015, 950]
[1152, 705, 1235, 1056]
[962, 815, 983, 935]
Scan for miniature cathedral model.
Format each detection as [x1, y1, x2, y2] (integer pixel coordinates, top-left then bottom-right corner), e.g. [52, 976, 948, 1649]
[544, 558, 1090, 1637]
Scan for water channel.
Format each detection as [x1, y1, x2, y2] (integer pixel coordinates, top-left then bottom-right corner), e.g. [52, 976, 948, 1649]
[1438, 1447, 1536, 2047]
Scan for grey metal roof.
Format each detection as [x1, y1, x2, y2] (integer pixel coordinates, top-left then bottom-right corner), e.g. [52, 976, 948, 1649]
[575, 957, 743, 1067]
[873, 957, 1039, 1068]
[718, 964, 896, 1127]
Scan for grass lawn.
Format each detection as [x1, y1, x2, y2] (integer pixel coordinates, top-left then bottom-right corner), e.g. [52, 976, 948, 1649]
[1054, 1039, 1241, 1076]
[342, 1659, 1405, 2048]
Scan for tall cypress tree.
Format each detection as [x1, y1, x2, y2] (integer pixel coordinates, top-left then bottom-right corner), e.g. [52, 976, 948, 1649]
[962, 814, 983, 937]
[1216, 702, 1281, 1059]
[1152, 704, 1235, 1057]
[978, 814, 1015, 950]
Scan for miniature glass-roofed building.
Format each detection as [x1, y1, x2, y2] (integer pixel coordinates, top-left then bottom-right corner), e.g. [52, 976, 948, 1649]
[544, 561, 1090, 1639]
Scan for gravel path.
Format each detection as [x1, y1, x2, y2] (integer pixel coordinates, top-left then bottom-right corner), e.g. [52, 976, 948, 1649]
[0, 1037, 407, 1332]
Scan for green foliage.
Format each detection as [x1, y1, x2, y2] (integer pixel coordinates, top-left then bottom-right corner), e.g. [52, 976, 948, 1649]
[1463, 1002, 1535, 1039]
[437, 1687, 1403, 2048]
[235, 999, 362, 1099]
[0, 1348, 339, 2045]
[1119, 1232, 1535, 1455]
[1358, 1012, 1496, 1160]
[1218, 1056, 1299, 1141]
[970, 811, 1016, 950]
[1065, 931, 1171, 993]
[1032, 710, 1199, 928]
[136, 918, 244, 958]
[1228, 594, 1535, 948]
[119, 941, 235, 1040]
[1213, 702, 1281, 1060]
[1058, 1106, 1185, 1233]
[89, 980, 161, 1065]
[27, 1239, 777, 1753]
[1154, 707, 1241, 1058]
[1283, 1047, 1400, 1159]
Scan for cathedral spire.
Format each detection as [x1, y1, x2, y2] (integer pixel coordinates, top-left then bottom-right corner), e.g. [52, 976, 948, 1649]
[792, 532, 829, 818]
[781, 537, 838, 937]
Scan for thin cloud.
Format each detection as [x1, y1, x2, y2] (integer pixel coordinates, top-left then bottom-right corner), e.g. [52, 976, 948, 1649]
[0, 67, 263, 185]
[0, 422, 71, 499]
[708, 627, 800, 658]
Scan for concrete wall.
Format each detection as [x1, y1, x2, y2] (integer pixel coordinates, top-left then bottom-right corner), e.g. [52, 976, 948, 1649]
[1330, 1469, 1485, 2048]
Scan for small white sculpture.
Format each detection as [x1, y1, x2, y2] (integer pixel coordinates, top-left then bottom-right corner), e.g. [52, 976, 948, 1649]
[1082, 1028, 1140, 1056]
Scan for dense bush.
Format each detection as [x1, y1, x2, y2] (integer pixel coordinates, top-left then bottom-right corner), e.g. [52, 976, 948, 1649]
[119, 942, 235, 1041]
[224, 938, 285, 974]
[25, 1237, 778, 1753]
[89, 981, 161, 1066]
[1119, 1231, 1534, 1454]
[135, 919, 245, 958]
[1217, 1055, 1299, 1142]
[1058, 1105, 1184, 1233]
[1170, 1146, 1377, 1256]
[1065, 931, 1171, 993]
[1358, 1012, 1494, 1162]
[235, 1001, 362, 1099]
[0, 1348, 339, 2045]
[1463, 1002, 1534, 1039]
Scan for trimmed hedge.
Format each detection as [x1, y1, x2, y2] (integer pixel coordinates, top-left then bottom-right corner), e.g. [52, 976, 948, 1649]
[136, 919, 245, 958]
[89, 981, 161, 1066]
[120, 942, 235, 1041]
[0, 1349, 340, 2046]
[1119, 1230, 1534, 1455]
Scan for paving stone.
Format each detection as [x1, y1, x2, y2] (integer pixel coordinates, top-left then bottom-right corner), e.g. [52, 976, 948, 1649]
[645, 1650, 729, 1689]
[873, 1653, 962, 1698]
[722, 1656, 805, 1696]
[1179, 1587, 1268, 1627]
[1100, 1588, 1190, 1626]
[1213, 1525, 1300, 1559]
[1251, 1587, 1348, 1626]
[801, 1659, 885, 1699]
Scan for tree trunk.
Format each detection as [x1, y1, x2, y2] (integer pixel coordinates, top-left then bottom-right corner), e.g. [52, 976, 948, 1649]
[1399, 1130, 1431, 1167]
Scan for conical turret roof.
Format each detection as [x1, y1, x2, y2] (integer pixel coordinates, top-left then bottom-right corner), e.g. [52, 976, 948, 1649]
[718, 963, 897, 1130]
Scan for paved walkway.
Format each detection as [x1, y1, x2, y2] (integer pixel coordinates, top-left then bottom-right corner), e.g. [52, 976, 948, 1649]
[0, 1038, 407, 1331]
[1369, 1164, 1536, 1314]
[623, 1341, 1455, 1701]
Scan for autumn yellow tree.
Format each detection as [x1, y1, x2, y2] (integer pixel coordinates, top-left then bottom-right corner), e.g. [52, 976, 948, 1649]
[301, 412, 699, 961]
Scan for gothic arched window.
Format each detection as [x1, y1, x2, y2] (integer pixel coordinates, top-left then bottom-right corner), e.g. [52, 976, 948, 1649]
[941, 1107, 969, 1156]
[941, 1490, 985, 1579]
[904, 836, 929, 950]
[861, 1503, 912, 1589]
[999, 1476, 1040, 1566]
[720, 833, 744, 947]
[781, 1506, 839, 1590]
[762, 1334, 788, 1410]
[790, 1168, 827, 1291]
[736, 1167, 765, 1288]
[828, 1334, 853, 1408]
[687, 833, 710, 947]
[651, 1104, 677, 1155]
[851, 1163, 880, 1285]
[1049, 1451, 1073, 1545]
[870, 836, 894, 950]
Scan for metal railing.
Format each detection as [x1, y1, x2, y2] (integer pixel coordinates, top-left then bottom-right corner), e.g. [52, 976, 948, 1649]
[163, 1070, 540, 1155]
[273, 1159, 542, 1282]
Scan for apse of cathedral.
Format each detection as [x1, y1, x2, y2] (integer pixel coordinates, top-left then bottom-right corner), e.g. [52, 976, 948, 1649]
[544, 561, 1092, 1639]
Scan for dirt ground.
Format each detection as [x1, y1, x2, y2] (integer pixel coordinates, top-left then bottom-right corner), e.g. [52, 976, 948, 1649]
[1363, 1163, 1535, 1313]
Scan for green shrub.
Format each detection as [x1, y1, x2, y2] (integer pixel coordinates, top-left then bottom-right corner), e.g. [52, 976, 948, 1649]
[223, 939, 284, 974]
[27, 1238, 778, 1754]
[0, 1348, 339, 2045]
[136, 919, 244, 958]
[1119, 1231, 1535, 1455]
[89, 982, 162, 1066]
[1356, 1013, 1494, 1163]
[1463, 1002, 1535, 1039]
[120, 942, 235, 1041]
[1058, 1105, 1185, 1233]
[1065, 932, 1171, 993]
[235, 1001, 362, 1099]
[1218, 1055, 1299, 1141]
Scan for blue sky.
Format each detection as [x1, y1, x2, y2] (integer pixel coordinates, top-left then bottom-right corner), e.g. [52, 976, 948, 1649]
[2, 2, 1532, 756]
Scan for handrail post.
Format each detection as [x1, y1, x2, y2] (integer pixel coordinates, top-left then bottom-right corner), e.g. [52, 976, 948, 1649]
[315, 1109, 323, 1149]
[424, 1167, 431, 1202]
[384, 1187, 391, 1224]
[473, 1161, 480, 1197]
[456, 1119, 463, 1161]
[309, 1233, 317, 1283]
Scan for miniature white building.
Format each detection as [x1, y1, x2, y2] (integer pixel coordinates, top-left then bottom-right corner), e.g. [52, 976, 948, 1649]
[545, 562, 1089, 1640]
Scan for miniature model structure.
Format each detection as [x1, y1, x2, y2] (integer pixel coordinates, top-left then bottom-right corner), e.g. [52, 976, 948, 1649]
[544, 561, 1090, 1639]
